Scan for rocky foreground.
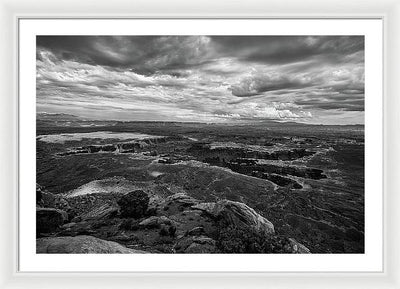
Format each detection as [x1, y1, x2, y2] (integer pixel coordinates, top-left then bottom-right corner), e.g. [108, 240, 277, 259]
[36, 183, 310, 254]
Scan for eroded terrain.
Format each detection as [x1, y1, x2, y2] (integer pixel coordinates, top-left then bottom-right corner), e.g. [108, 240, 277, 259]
[36, 119, 364, 253]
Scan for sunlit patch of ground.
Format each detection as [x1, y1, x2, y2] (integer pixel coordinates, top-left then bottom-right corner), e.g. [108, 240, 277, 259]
[37, 131, 163, 144]
[63, 176, 138, 198]
[148, 171, 164, 178]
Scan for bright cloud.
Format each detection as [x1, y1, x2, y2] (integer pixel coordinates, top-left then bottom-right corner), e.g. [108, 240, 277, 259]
[36, 36, 364, 124]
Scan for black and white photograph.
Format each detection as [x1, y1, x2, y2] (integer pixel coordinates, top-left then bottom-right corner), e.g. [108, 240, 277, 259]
[35, 35, 365, 254]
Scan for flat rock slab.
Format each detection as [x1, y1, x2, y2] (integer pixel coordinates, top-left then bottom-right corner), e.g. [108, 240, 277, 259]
[79, 203, 119, 220]
[192, 200, 275, 235]
[36, 235, 147, 254]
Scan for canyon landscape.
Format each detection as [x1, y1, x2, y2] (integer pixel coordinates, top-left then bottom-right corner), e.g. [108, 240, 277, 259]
[36, 35, 365, 254]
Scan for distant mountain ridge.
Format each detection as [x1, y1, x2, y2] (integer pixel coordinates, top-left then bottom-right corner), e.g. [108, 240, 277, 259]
[36, 112, 364, 127]
[37, 112, 83, 121]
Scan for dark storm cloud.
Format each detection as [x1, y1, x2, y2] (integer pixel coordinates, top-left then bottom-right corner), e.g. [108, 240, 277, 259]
[37, 35, 364, 69]
[37, 35, 365, 124]
[295, 92, 364, 111]
[295, 100, 364, 111]
[229, 73, 315, 97]
[211, 36, 364, 65]
[37, 36, 213, 73]
[37, 36, 157, 67]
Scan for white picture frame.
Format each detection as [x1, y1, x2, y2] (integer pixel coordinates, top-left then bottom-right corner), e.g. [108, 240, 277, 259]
[1, 0, 399, 288]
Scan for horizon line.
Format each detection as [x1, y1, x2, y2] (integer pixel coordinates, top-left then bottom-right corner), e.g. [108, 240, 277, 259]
[36, 112, 365, 127]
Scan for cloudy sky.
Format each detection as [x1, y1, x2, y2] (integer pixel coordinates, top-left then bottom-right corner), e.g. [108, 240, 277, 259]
[36, 36, 364, 124]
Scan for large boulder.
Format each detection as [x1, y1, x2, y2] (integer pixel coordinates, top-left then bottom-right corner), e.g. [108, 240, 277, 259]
[193, 200, 274, 235]
[36, 235, 147, 254]
[36, 208, 68, 234]
[218, 200, 275, 235]
[117, 190, 149, 218]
